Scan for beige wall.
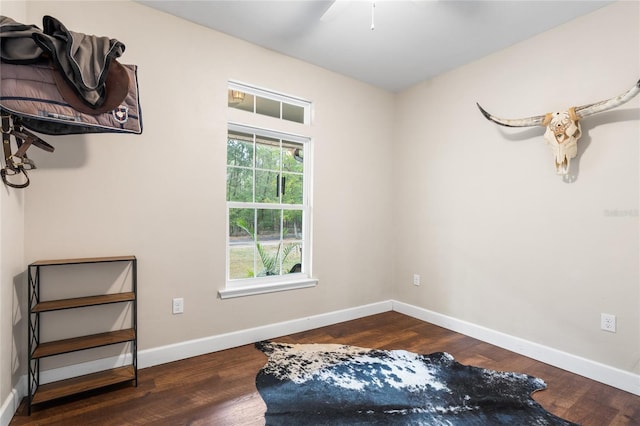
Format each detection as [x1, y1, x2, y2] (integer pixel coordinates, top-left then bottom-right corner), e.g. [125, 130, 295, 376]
[1, 0, 28, 413]
[393, 1, 639, 373]
[18, 0, 394, 369]
[1, 0, 638, 412]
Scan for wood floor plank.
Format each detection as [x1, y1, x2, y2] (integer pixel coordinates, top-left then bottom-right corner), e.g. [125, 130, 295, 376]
[10, 312, 640, 425]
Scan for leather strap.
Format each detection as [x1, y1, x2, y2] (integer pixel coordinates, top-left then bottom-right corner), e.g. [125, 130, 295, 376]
[13, 128, 55, 154]
[1, 114, 12, 167]
[11, 121, 53, 170]
[1, 114, 32, 187]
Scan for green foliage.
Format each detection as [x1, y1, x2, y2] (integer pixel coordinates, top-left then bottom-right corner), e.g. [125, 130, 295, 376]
[227, 136, 304, 205]
[236, 219, 299, 277]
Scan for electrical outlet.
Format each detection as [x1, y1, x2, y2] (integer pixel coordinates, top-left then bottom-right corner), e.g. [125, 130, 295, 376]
[600, 313, 616, 333]
[172, 297, 184, 314]
[413, 274, 421, 286]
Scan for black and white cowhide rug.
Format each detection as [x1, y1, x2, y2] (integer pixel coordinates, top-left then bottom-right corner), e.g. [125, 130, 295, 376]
[255, 342, 578, 425]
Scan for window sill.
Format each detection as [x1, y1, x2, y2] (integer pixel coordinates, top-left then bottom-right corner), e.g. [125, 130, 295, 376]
[218, 278, 318, 299]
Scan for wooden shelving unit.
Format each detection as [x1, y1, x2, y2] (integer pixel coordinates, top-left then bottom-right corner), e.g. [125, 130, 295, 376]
[27, 256, 137, 414]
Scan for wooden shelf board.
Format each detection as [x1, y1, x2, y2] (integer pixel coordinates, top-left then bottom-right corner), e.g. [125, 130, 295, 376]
[31, 366, 136, 405]
[33, 292, 135, 312]
[30, 256, 136, 267]
[32, 329, 136, 359]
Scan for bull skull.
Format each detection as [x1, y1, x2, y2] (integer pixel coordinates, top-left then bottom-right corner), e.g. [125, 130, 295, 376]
[477, 79, 640, 175]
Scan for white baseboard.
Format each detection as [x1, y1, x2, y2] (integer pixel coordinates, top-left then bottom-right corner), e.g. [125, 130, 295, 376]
[3, 298, 637, 425]
[0, 376, 24, 426]
[392, 300, 640, 396]
[139, 300, 393, 368]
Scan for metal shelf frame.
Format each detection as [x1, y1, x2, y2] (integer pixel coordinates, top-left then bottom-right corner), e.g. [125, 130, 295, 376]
[26, 256, 137, 414]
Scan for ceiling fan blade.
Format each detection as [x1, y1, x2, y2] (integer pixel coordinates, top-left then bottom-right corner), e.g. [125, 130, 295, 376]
[320, 0, 350, 22]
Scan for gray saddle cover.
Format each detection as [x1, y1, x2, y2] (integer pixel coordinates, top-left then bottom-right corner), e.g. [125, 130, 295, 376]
[0, 61, 142, 135]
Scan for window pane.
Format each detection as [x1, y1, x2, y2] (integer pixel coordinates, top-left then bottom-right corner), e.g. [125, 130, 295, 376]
[228, 90, 254, 113]
[282, 103, 305, 124]
[226, 167, 253, 202]
[283, 210, 302, 240]
[256, 96, 280, 118]
[256, 209, 280, 243]
[256, 209, 282, 276]
[283, 243, 302, 274]
[255, 243, 281, 276]
[281, 173, 303, 205]
[254, 242, 301, 276]
[229, 246, 255, 279]
[229, 207, 256, 280]
[282, 142, 303, 173]
[229, 208, 255, 241]
[255, 137, 280, 171]
[255, 170, 279, 203]
[284, 206, 302, 273]
[227, 133, 253, 167]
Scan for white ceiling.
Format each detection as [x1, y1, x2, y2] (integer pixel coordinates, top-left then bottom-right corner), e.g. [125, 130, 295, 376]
[137, 0, 613, 92]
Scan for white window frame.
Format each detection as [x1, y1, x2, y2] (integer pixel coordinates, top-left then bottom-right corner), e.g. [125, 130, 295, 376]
[228, 80, 312, 124]
[220, 85, 315, 299]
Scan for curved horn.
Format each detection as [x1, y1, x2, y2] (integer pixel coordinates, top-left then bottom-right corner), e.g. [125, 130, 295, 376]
[575, 79, 640, 119]
[476, 103, 546, 128]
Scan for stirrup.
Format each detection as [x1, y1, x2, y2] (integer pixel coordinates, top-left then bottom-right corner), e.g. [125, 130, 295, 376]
[1, 167, 30, 188]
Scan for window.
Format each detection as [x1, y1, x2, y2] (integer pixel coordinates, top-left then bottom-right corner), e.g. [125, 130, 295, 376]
[226, 127, 307, 279]
[221, 84, 314, 299]
[228, 81, 310, 124]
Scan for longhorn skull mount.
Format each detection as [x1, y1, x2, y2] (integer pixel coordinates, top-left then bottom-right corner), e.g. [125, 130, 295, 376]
[477, 79, 640, 175]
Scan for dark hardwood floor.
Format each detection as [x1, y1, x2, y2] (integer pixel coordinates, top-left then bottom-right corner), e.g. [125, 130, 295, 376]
[10, 312, 640, 425]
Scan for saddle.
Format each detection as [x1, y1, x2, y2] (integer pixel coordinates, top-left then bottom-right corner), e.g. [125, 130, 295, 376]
[0, 15, 142, 188]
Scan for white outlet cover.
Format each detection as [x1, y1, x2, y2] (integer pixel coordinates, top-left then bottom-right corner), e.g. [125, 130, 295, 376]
[600, 313, 616, 332]
[173, 298, 184, 314]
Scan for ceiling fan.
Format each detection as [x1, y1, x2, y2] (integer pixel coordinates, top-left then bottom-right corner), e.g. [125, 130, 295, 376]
[320, 0, 352, 22]
[321, 0, 377, 29]
[321, 0, 426, 30]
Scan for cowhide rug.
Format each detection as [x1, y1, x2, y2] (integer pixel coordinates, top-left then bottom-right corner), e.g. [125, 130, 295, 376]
[255, 342, 578, 425]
